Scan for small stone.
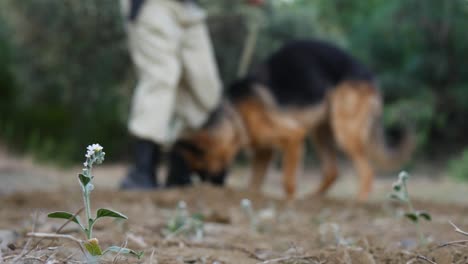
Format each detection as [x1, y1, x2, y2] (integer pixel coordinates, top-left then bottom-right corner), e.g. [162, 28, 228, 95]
[7, 243, 16, 250]
[0, 230, 19, 250]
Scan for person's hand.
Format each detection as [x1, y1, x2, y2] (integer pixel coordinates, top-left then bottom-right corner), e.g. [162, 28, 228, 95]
[246, 0, 265, 6]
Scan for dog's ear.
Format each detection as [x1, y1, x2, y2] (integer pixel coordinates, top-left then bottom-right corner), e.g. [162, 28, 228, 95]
[173, 138, 208, 171]
[174, 139, 204, 157]
[201, 104, 224, 129]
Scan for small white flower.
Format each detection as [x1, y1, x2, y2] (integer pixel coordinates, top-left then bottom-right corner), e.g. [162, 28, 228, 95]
[87, 144, 103, 152]
[83, 161, 88, 167]
[85, 144, 104, 158]
[398, 171, 409, 181]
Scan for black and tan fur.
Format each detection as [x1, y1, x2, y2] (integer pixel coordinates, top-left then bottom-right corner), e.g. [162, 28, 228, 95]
[175, 39, 415, 201]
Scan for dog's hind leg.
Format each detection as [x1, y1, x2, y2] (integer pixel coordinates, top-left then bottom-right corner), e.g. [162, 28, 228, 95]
[249, 147, 274, 191]
[329, 81, 378, 201]
[349, 152, 373, 201]
[280, 137, 304, 200]
[311, 122, 338, 196]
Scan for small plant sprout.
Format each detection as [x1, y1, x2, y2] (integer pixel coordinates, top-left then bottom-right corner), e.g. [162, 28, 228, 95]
[47, 144, 143, 259]
[319, 222, 351, 246]
[241, 198, 258, 232]
[165, 201, 204, 241]
[389, 171, 431, 245]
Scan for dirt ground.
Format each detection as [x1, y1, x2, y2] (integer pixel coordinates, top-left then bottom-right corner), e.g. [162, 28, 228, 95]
[1, 149, 468, 263]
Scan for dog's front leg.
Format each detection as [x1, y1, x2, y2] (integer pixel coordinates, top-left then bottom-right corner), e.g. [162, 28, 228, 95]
[249, 148, 274, 191]
[280, 139, 304, 200]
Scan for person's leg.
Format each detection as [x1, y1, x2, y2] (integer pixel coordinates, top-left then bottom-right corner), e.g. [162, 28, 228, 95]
[120, 1, 183, 189]
[177, 12, 222, 129]
[166, 145, 193, 187]
[120, 138, 160, 189]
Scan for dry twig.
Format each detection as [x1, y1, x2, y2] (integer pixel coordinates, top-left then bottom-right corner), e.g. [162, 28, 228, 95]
[149, 248, 157, 264]
[257, 255, 323, 264]
[437, 239, 468, 248]
[27, 232, 83, 244]
[112, 240, 128, 264]
[12, 211, 38, 263]
[449, 221, 468, 236]
[433, 221, 468, 251]
[416, 255, 437, 264]
[166, 239, 262, 261]
[46, 207, 84, 247]
[20, 207, 84, 260]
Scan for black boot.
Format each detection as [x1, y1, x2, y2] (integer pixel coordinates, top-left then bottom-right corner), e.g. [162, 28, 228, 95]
[166, 147, 193, 187]
[120, 138, 160, 190]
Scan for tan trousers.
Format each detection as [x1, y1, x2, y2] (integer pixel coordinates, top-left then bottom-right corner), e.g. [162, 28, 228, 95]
[121, 0, 222, 144]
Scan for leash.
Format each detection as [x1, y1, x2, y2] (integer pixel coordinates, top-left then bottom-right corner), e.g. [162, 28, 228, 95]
[237, 20, 260, 78]
[130, 0, 261, 78]
[237, 7, 263, 78]
[232, 5, 265, 146]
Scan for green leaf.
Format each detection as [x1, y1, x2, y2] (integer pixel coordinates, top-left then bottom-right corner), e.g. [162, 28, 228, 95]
[48, 211, 83, 227]
[417, 211, 432, 221]
[191, 212, 205, 222]
[392, 182, 402, 192]
[103, 246, 144, 259]
[84, 239, 103, 256]
[78, 173, 91, 187]
[389, 193, 402, 201]
[96, 208, 128, 220]
[405, 213, 418, 223]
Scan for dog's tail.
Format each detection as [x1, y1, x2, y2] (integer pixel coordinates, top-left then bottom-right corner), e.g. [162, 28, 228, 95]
[330, 81, 416, 171]
[367, 106, 416, 171]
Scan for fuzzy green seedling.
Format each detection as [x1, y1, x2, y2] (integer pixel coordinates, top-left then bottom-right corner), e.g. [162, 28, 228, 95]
[389, 171, 431, 245]
[165, 201, 204, 241]
[47, 144, 143, 259]
[241, 198, 258, 232]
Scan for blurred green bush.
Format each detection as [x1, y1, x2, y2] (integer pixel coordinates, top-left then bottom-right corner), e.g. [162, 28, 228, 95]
[449, 149, 468, 182]
[312, 0, 468, 155]
[0, 0, 132, 163]
[0, 19, 14, 119]
[0, 0, 467, 164]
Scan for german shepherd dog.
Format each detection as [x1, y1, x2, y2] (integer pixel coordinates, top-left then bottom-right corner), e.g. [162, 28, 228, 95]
[174, 39, 415, 201]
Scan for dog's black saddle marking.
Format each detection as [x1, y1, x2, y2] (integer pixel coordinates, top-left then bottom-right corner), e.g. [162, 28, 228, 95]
[227, 39, 375, 107]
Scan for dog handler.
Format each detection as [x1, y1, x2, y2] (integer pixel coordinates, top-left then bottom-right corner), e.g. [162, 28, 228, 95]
[120, 0, 265, 189]
[120, 0, 223, 189]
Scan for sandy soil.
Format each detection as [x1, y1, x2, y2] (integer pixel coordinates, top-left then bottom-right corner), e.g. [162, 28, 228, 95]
[1, 150, 468, 263]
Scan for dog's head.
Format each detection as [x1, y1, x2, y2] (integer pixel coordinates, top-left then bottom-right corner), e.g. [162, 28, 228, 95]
[173, 103, 244, 184]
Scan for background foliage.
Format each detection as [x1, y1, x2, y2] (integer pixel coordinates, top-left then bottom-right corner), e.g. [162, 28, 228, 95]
[0, 0, 131, 163]
[0, 0, 467, 167]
